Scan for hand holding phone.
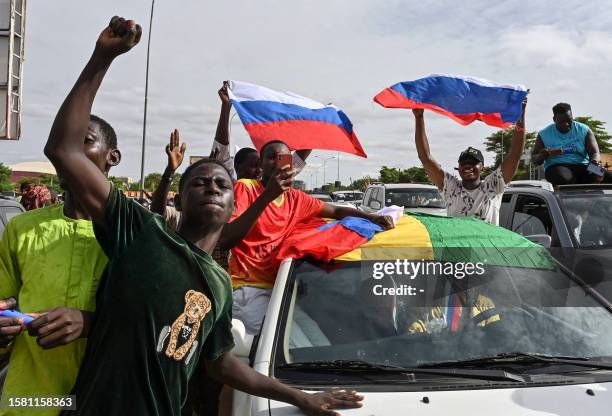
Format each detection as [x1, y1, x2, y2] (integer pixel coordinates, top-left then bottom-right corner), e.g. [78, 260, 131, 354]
[587, 161, 606, 177]
[547, 148, 564, 156]
[276, 153, 292, 171]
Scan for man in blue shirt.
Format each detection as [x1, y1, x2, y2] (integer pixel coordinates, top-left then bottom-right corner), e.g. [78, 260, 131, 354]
[532, 103, 611, 185]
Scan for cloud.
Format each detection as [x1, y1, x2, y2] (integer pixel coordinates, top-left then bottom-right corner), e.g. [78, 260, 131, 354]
[500, 25, 612, 68]
[3, 0, 612, 186]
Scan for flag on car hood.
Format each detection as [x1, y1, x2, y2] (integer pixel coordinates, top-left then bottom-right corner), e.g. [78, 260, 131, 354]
[276, 217, 384, 264]
[228, 80, 366, 157]
[374, 74, 528, 128]
[335, 213, 553, 269]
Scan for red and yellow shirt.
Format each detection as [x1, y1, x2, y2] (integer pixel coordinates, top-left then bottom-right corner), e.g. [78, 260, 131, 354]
[229, 179, 324, 288]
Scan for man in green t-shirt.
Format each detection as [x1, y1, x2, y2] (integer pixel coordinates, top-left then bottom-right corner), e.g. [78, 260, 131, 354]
[45, 16, 363, 416]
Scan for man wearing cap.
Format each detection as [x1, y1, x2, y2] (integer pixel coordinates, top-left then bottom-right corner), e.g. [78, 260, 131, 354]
[411, 103, 527, 225]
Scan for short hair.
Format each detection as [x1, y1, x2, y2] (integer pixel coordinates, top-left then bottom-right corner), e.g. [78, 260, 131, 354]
[234, 147, 257, 169]
[90, 114, 117, 149]
[260, 140, 289, 155]
[179, 157, 232, 192]
[552, 103, 572, 116]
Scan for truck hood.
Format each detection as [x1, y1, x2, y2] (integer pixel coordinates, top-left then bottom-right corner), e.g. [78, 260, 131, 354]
[267, 382, 612, 415]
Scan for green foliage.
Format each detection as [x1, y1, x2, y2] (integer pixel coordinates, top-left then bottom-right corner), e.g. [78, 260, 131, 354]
[482, 128, 537, 180]
[144, 173, 162, 192]
[0, 163, 12, 191]
[349, 176, 374, 191]
[379, 166, 431, 184]
[574, 116, 612, 154]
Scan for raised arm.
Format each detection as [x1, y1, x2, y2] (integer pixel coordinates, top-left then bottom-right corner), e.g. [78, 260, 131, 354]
[218, 168, 294, 250]
[44, 17, 141, 224]
[319, 204, 394, 230]
[151, 129, 186, 216]
[412, 109, 444, 189]
[500, 100, 527, 183]
[214, 81, 232, 147]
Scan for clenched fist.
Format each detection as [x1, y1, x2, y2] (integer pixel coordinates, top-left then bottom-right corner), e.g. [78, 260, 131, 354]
[94, 16, 142, 60]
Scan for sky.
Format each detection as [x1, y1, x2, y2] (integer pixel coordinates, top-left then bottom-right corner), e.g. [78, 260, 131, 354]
[2, 0, 612, 189]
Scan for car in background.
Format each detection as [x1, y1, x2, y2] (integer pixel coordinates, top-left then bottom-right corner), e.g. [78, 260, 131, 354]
[231, 213, 612, 415]
[309, 193, 333, 203]
[500, 183, 612, 249]
[500, 183, 612, 302]
[331, 190, 364, 207]
[0, 197, 25, 235]
[360, 183, 446, 215]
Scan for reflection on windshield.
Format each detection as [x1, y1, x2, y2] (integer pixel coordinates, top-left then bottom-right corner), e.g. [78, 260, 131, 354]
[277, 259, 612, 373]
[561, 194, 612, 248]
[386, 189, 445, 208]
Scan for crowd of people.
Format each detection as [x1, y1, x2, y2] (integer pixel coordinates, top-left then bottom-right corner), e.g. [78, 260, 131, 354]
[0, 14, 610, 416]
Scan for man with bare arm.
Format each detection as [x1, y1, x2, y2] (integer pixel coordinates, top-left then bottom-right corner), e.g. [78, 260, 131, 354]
[412, 102, 527, 225]
[45, 16, 362, 416]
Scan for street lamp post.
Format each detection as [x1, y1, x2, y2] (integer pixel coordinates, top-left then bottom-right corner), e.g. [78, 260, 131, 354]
[315, 156, 335, 187]
[139, 0, 155, 198]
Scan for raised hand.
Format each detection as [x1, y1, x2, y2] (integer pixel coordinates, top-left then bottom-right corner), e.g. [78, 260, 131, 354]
[263, 166, 295, 201]
[412, 108, 424, 117]
[166, 129, 187, 172]
[218, 81, 231, 107]
[0, 297, 26, 347]
[94, 16, 142, 60]
[28, 307, 92, 349]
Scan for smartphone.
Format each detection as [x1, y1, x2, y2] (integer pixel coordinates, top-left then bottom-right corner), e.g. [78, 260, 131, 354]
[548, 148, 564, 156]
[587, 161, 606, 177]
[276, 153, 292, 170]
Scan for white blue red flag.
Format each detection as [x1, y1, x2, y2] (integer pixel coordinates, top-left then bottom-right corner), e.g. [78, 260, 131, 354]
[374, 74, 528, 128]
[228, 80, 366, 157]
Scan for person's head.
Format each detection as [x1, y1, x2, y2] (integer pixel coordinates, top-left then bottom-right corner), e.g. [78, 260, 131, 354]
[21, 185, 52, 211]
[260, 140, 290, 182]
[234, 147, 261, 180]
[19, 182, 31, 194]
[60, 114, 122, 190]
[176, 158, 234, 229]
[457, 147, 485, 182]
[552, 102, 573, 134]
[135, 198, 150, 210]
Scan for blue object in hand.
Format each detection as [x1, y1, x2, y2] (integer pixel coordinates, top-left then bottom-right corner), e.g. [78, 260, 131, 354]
[0, 309, 34, 325]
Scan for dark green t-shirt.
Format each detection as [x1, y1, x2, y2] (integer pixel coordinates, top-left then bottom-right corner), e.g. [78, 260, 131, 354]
[65, 187, 234, 416]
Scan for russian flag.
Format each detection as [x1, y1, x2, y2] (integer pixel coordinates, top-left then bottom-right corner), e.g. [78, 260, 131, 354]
[374, 74, 528, 128]
[228, 81, 367, 157]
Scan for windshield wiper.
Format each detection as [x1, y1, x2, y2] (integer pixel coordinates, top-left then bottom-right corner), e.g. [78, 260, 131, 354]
[278, 359, 525, 382]
[419, 352, 612, 371]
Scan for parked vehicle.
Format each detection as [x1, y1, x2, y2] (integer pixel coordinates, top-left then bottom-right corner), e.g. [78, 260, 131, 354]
[500, 183, 612, 249]
[231, 214, 612, 415]
[309, 193, 333, 203]
[331, 190, 364, 207]
[0, 197, 25, 235]
[360, 183, 446, 215]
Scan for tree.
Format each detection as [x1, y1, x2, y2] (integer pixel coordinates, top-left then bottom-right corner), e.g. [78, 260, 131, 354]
[402, 167, 430, 183]
[0, 163, 12, 191]
[379, 166, 401, 183]
[574, 116, 612, 154]
[483, 128, 537, 180]
[350, 176, 374, 191]
[144, 173, 162, 192]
